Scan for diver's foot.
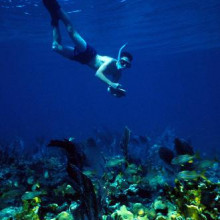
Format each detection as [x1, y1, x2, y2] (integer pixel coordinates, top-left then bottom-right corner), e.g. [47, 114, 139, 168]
[52, 42, 63, 52]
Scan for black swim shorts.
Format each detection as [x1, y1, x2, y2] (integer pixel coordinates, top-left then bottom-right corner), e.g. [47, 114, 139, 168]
[70, 44, 97, 65]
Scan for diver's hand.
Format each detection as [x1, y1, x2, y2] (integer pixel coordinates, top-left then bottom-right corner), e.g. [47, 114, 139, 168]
[107, 86, 126, 98]
[110, 82, 121, 90]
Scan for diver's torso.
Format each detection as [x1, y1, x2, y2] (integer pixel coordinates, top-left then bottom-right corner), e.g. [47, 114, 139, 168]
[88, 55, 120, 81]
[88, 55, 115, 70]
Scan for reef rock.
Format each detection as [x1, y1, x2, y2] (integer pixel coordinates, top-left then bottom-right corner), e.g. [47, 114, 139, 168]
[111, 205, 133, 220]
[0, 207, 22, 220]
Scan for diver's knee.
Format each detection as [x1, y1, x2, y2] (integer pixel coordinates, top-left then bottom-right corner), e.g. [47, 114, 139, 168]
[67, 25, 74, 34]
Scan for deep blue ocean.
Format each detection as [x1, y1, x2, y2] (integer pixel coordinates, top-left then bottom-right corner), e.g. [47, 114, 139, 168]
[0, 0, 220, 156]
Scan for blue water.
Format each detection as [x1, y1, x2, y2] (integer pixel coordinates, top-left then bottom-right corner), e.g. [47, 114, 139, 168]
[0, 0, 220, 155]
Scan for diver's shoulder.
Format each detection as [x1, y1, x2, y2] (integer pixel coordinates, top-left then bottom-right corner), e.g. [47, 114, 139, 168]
[98, 55, 116, 63]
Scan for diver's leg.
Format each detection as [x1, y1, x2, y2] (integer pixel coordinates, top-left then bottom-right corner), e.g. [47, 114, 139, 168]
[52, 27, 78, 60]
[52, 44, 76, 60]
[43, 0, 87, 54]
[52, 26, 62, 50]
[58, 8, 87, 52]
[43, 0, 63, 51]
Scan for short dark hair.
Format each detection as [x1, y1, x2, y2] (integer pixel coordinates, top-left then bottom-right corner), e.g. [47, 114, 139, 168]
[120, 51, 133, 62]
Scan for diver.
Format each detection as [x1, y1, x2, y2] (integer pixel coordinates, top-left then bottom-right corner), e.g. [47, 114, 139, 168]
[42, 0, 133, 97]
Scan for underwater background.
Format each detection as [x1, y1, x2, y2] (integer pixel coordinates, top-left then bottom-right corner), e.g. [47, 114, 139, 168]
[0, 0, 220, 155]
[0, 1, 220, 220]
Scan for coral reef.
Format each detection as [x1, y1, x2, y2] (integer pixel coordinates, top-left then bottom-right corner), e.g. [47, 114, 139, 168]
[0, 128, 219, 220]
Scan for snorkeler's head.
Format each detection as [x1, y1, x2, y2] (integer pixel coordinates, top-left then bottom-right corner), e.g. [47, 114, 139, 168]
[120, 51, 133, 62]
[116, 44, 133, 70]
[120, 51, 133, 67]
[117, 51, 133, 70]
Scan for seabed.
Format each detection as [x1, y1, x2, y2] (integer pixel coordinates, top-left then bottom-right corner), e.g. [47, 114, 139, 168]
[0, 128, 219, 220]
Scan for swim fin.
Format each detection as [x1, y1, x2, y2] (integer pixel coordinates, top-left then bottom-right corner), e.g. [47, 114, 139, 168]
[42, 0, 61, 26]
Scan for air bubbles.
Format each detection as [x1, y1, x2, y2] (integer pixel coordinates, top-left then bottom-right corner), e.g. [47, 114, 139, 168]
[67, 9, 82, 14]
[16, 5, 25, 8]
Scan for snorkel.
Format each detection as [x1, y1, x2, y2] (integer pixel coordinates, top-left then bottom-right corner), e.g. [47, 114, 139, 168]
[116, 43, 128, 69]
[118, 43, 127, 61]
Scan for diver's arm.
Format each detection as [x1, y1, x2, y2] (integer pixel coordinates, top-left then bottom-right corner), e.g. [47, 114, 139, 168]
[95, 61, 121, 89]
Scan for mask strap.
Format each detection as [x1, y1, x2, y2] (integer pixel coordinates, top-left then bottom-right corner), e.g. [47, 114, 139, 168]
[117, 43, 128, 61]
